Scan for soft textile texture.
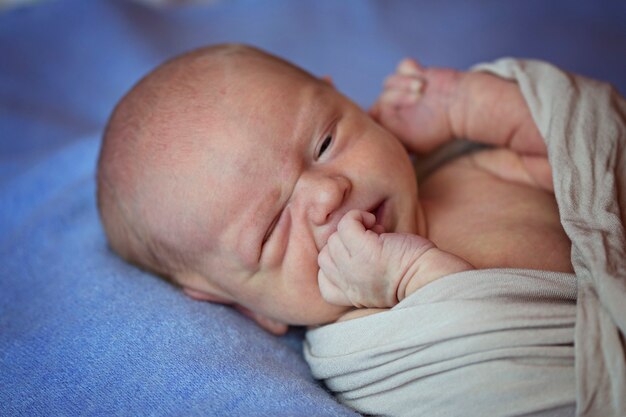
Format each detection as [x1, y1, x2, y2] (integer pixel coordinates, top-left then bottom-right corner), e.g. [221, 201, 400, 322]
[306, 271, 578, 416]
[304, 59, 626, 417]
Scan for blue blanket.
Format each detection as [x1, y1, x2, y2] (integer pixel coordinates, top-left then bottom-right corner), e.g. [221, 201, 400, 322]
[1, 1, 625, 415]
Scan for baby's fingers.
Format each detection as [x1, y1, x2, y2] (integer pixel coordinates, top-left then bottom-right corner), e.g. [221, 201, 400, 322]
[383, 73, 424, 94]
[326, 232, 350, 264]
[317, 243, 349, 304]
[337, 210, 374, 239]
[396, 58, 424, 76]
[380, 74, 424, 107]
[340, 209, 376, 229]
[337, 210, 380, 253]
[317, 265, 352, 306]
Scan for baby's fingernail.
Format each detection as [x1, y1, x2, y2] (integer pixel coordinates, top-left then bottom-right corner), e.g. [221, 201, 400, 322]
[398, 59, 419, 76]
[409, 79, 423, 93]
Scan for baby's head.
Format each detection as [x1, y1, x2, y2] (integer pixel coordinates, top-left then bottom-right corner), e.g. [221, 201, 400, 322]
[98, 44, 419, 334]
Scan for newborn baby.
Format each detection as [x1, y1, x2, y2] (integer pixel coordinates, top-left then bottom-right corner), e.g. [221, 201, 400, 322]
[97, 44, 572, 334]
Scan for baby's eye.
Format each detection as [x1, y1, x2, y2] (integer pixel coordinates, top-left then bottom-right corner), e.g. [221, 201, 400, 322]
[317, 135, 333, 158]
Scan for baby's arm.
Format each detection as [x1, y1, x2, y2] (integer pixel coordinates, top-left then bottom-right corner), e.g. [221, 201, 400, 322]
[370, 59, 553, 191]
[317, 210, 473, 308]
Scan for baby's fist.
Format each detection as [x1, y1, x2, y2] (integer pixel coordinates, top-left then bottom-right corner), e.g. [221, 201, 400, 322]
[369, 58, 461, 154]
[317, 210, 435, 308]
[317, 210, 392, 307]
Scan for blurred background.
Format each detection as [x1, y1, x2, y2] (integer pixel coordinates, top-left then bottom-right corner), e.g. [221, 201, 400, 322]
[1, 0, 626, 176]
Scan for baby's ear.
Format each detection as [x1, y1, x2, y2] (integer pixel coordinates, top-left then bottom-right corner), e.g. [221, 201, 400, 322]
[235, 305, 289, 336]
[182, 286, 288, 335]
[320, 75, 334, 88]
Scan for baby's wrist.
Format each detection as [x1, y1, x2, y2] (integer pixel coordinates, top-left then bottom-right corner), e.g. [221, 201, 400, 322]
[396, 247, 474, 301]
[394, 244, 436, 302]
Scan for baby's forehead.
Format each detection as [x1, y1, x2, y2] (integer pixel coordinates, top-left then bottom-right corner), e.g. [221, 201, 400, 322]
[139, 50, 337, 203]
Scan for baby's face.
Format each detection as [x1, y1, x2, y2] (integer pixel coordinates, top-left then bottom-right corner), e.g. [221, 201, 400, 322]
[168, 58, 419, 329]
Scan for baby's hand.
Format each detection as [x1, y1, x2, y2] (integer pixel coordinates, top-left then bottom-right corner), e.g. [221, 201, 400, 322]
[318, 210, 473, 308]
[369, 58, 462, 154]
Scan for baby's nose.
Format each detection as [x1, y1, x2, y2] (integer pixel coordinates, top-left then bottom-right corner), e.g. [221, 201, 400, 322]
[308, 175, 350, 224]
[295, 172, 351, 250]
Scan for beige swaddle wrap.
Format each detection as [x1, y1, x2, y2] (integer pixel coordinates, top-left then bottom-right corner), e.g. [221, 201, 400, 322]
[304, 59, 626, 417]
